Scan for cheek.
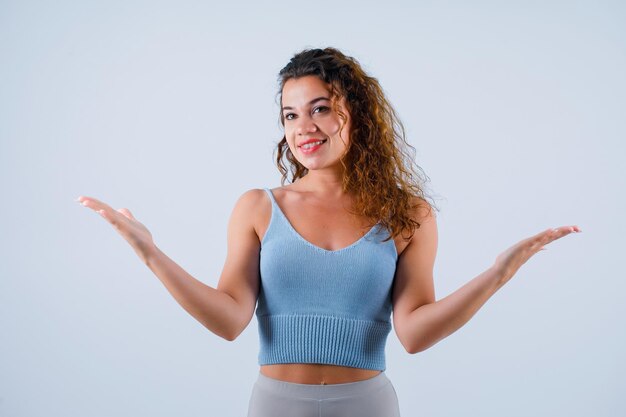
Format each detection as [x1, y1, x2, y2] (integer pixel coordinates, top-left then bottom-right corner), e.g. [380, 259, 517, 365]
[335, 119, 350, 143]
[321, 119, 343, 137]
[284, 135, 297, 153]
[285, 123, 300, 138]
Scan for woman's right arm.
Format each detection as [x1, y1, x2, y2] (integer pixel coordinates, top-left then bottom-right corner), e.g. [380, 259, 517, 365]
[144, 190, 262, 341]
[77, 189, 263, 341]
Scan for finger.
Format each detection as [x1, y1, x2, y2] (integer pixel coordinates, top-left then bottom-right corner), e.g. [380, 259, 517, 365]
[556, 225, 582, 233]
[77, 196, 126, 225]
[535, 226, 580, 249]
[529, 228, 555, 245]
[117, 208, 135, 220]
[526, 229, 560, 252]
[76, 195, 113, 213]
[98, 207, 127, 230]
[549, 225, 582, 240]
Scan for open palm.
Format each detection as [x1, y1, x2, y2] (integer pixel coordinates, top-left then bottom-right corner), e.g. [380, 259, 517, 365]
[494, 225, 582, 286]
[77, 196, 156, 264]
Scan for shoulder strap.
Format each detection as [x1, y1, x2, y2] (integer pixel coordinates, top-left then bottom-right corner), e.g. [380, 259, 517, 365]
[263, 187, 277, 206]
[261, 188, 290, 243]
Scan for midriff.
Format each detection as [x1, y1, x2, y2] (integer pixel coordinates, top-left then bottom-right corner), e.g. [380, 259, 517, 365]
[260, 364, 381, 385]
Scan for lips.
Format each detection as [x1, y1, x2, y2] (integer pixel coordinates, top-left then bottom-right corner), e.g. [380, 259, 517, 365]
[298, 138, 327, 147]
[298, 139, 327, 154]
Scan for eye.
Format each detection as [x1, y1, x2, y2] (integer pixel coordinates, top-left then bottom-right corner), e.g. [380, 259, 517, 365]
[284, 106, 329, 121]
[314, 106, 329, 114]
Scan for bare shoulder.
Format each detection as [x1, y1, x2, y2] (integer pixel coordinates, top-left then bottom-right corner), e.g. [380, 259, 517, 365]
[393, 195, 436, 255]
[234, 188, 268, 206]
[411, 195, 436, 220]
[403, 196, 437, 241]
[266, 184, 296, 197]
[230, 188, 271, 242]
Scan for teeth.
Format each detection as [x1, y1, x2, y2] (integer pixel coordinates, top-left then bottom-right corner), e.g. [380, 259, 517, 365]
[302, 140, 325, 149]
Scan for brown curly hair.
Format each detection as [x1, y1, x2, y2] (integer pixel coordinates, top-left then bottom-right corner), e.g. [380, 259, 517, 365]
[274, 47, 439, 242]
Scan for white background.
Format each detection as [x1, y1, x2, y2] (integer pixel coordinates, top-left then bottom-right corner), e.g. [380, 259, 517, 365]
[1, 1, 623, 416]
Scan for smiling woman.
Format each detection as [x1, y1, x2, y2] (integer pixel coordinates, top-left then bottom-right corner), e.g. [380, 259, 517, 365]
[281, 76, 351, 169]
[272, 48, 435, 245]
[76, 46, 581, 417]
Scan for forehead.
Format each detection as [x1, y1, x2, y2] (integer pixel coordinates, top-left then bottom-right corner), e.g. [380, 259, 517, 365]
[281, 75, 332, 105]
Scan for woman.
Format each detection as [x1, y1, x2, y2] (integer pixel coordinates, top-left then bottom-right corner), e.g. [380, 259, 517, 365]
[76, 47, 581, 416]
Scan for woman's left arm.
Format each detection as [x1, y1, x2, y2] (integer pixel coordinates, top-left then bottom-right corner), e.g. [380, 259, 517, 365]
[392, 208, 581, 354]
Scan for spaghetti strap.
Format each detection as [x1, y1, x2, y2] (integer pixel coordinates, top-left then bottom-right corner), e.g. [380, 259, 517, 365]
[263, 187, 278, 206]
[260, 187, 388, 253]
[260, 188, 289, 245]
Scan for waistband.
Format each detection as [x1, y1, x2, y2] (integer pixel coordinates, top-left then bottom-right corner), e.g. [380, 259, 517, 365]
[256, 314, 390, 371]
[253, 371, 391, 400]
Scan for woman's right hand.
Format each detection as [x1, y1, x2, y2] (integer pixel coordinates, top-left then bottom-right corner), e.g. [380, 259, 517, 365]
[76, 196, 156, 264]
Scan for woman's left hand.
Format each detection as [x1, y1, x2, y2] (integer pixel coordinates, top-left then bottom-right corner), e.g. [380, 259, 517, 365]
[493, 225, 582, 287]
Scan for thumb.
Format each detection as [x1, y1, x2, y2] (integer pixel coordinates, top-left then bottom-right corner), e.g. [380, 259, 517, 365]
[117, 208, 136, 220]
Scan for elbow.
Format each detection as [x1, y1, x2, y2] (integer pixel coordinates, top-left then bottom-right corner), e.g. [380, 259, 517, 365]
[405, 343, 423, 355]
[398, 330, 423, 354]
[397, 330, 421, 354]
[220, 329, 237, 342]
[223, 334, 237, 342]
[221, 322, 247, 342]
[220, 327, 240, 342]
[405, 337, 441, 354]
[400, 336, 421, 354]
[201, 321, 240, 342]
[402, 336, 432, 354]
[206, 297, 255, 342]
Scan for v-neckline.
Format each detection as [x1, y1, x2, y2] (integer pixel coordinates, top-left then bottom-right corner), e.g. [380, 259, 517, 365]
[266, 188, 380, 254]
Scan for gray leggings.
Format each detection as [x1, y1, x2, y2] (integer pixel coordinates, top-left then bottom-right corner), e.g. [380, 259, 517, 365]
[246, 371, 401, 417]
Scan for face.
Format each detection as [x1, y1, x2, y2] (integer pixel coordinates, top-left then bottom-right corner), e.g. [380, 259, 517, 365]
[281, 75, 351, 173]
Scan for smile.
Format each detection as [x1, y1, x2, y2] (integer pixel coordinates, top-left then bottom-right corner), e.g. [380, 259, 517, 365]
[299, 139, 327, 154]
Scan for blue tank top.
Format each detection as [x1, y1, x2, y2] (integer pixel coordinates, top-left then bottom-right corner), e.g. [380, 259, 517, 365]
[256, 188, 398, 371]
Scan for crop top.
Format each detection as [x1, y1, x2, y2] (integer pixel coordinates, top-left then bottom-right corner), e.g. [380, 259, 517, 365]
[255, 187, 398, 371]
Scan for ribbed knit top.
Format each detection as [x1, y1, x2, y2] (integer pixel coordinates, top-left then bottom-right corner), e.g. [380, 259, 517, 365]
[256, 188, 398, 371]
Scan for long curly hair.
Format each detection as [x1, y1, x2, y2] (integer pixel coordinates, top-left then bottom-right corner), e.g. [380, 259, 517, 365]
[274, 47, 439, 241]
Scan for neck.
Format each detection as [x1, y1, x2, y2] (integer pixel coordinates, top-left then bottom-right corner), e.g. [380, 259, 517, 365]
[296, 168, 347, 198]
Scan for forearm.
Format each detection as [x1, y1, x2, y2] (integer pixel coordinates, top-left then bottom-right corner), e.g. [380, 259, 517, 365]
[144, 246, 239, 341]
[406, 265, 506, 353]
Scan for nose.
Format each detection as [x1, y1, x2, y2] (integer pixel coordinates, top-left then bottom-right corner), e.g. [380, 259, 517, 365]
[296, 115, 318, 135]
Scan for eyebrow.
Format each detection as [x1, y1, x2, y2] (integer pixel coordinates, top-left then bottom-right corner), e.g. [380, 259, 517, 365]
[281, 96, 330, 111]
